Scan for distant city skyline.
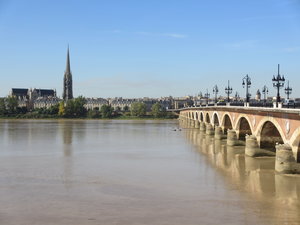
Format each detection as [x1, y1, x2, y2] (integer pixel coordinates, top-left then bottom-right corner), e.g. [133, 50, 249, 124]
[0, 0, 299, 98]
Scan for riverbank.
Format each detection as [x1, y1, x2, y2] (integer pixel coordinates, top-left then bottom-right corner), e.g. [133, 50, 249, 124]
[0, 114, 178, 120]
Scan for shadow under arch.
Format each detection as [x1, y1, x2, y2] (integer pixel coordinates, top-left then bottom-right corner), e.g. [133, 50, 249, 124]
[259, 121, 284, 151]
[288, 127, 300, 163]
[236, 117, 252, 140]
[200, 112, 204, 122]
[222, 114, 233, 134]
[213, 113, 220, 126]
[205, 113, 210, 123]
[196, 112, 200, 121]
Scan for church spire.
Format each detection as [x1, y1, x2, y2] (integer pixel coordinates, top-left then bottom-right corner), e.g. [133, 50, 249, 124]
[66, 45, 71, 74]
[63, 45, 73, 101]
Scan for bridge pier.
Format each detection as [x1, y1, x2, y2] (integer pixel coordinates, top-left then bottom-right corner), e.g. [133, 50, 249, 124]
[205, 124, 214, 135]
[214, 126, 224, 140]
[227, 130, 239, 146]
[200, 122, 206, 132]
[245, 135, 275, 157]
[195, 121, 200, 128]
[189, 119, 194, 128]
[275, 144, 299, 174]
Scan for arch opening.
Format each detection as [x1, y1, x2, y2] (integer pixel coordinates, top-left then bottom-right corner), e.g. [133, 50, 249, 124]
[213, 114, 219, 126]
[297, 142, 300, 163]
[206, 113, 210, 123]
[223, 115, 232, 134]
[200, 113, 203, 122]
[238, 117, 252, 140]
[260, 121, 284, 151]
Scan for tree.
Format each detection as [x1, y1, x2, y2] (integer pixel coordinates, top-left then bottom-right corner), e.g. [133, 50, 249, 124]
[58, 102, 65, 116]
[130, 102, 146, 117]
[0, 98, 6, 115]
[124, 105, 129, 111]
[100, 104, 113, 118]
[6, 96, 18, 114]
[64, 96, 87, 118]
[87, 109, 100, 118]
[48, 104, 59, 115]
[151, 102, 166, 118]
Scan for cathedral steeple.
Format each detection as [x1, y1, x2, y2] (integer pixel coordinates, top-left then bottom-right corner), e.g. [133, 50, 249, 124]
[63, 46, 73, 101]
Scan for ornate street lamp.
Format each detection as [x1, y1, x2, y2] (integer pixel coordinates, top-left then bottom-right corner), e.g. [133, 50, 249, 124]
[213, 85, 219, 104]
[204, 89, 210, 105]
[225, 80, 233, 103]
[272, 64, 285, 107]
[242, 74, 251, 103]
[284, 80, 292, 100]
[262, 85, 268, 104]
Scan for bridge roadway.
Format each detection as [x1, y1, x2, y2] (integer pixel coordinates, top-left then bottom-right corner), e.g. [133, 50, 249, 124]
[178, 106, 300, 174]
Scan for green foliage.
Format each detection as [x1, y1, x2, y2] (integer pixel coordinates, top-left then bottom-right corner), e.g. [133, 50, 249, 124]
[58, 102, 65, 116]
[130, 102, 146, 117]
[87, 108, 100, 118]
[0, 98, 6, 115]
[6, 96, 18, 114]
[100, 104, 113, 118]
[123, 105, 129, 111]
[151, 102, 166, 118]
[64, 96, 87, 118]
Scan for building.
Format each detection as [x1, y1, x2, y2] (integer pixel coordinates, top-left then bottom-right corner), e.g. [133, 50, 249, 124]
[85, 98, 109, 110]
[10, 88, 58, 109]
[63, 47, 73, 101]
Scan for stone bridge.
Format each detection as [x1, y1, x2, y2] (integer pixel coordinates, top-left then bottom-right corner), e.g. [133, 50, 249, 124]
[179, 106, 300, 173]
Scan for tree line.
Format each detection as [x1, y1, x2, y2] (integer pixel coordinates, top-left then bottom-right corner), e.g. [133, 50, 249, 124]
[0, 96, 176, 119]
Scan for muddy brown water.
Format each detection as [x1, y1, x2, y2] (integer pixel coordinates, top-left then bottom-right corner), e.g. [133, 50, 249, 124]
[0, 120, 299, 225]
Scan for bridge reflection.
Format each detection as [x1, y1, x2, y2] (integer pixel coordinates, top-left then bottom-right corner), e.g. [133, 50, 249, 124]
[182, 125, 300, 222]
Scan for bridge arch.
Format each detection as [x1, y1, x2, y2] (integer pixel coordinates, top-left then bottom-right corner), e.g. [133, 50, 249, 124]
[205, 112, 210, 124]
[235, 115, 252, 140]
[256, 119, 284, 151]
[212, 112, 220, 126]
[289, 127, 300, 163]
[221, 113, 233, 134]
[200, 112, 204, 122]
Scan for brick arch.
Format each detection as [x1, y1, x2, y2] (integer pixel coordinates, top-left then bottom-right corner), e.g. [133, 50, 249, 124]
[200, 112, 204, 122]
[212, 112, 220, 126]
[205, 112, 211, 123]
[196, 112, 200, 121]
[221, 113, 233, 134]
[289, 127, 300, 163]
[235, 115, 253, 140]
[256, 119, 285, 151]
[255, 117, 286, 143]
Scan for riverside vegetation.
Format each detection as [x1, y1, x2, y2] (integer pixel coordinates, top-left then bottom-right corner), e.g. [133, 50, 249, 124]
[0, 96, 176, 119]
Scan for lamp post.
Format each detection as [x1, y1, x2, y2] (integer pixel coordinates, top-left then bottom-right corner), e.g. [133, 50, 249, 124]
[262, 85, 268, 105]
[213, 85, 219, 104]
[225, 80, 233, 103]
[242, 74, 251, 104]
[284, 80, 292, 100]
[272, 64, 285, 107]
[235, 92, 239, 101]
[204, 89, 210, 105]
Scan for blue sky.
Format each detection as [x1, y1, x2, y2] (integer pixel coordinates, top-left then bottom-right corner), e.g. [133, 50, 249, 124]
[0, 0, 299, 98]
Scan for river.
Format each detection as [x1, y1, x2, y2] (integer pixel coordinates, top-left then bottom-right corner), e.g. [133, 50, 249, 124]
[0, 119, 299, 225]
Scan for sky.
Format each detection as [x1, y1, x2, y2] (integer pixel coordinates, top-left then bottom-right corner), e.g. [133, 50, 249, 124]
[0, 0, 299, 99]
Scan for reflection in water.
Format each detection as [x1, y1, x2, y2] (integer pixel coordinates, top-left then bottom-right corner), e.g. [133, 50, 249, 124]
[1, 119, 300, 225]
[183, 125, 300, 224]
